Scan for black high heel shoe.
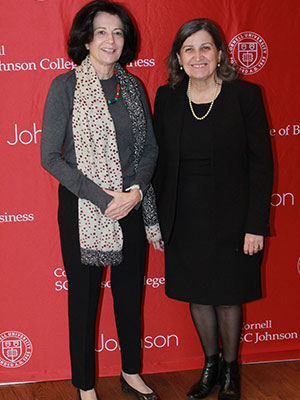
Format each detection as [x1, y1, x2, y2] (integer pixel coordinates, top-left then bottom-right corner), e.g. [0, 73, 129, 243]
[187, 353, 221, 399]
[218, 360, 240, 400]
[120, 374, 159, 400]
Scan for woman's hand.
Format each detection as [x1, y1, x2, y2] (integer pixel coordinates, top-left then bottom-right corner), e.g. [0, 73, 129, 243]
[103, 189, 141, 220]
[243, 233, 264, 256]
[152, 240, 164, 252]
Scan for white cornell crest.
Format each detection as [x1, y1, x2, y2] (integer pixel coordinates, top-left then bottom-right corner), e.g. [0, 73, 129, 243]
[228, 31, 268, 75]
[0, 331, 33, 368]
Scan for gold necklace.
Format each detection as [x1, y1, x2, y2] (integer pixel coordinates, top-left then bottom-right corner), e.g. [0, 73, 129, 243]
[188, 78, 219, 121]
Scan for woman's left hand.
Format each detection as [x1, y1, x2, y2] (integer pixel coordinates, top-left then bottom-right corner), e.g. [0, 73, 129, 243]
[103, 189, 141, 220]
[243, 233, 264, 256]
[152, 240, 164, 252]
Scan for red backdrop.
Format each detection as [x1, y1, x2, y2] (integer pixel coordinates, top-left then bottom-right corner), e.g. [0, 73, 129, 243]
[1, 0, 300, 385]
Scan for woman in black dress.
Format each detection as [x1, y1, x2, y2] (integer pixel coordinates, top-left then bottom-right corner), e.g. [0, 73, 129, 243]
[153, 19, 273, 400]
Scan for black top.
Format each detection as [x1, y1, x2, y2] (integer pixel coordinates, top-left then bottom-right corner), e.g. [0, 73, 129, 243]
[101, 75, 141, 189]
[181, 101, 212, 161]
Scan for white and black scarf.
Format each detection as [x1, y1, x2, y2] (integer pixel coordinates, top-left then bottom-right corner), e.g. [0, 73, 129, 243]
[73, 56, 160, 267]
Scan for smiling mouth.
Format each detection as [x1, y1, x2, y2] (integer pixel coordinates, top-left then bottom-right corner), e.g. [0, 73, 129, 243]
[191, 64, 207, 68]
[102, 48, 115, 53]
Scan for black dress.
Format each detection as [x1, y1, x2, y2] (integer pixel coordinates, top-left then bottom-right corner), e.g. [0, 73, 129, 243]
[164, 99, 264, 305]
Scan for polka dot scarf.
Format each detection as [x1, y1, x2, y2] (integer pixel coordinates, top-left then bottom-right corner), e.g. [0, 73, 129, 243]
[73, 56, 123, 266]
[73, 56, 161, 267]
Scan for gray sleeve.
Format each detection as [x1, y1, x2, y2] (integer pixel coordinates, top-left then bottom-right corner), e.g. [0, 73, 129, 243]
[40, 74, 113, 213]
[131, 79, 158, 194]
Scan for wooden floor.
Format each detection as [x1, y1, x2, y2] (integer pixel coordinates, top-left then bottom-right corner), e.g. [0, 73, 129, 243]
[1, 361, 300, 400]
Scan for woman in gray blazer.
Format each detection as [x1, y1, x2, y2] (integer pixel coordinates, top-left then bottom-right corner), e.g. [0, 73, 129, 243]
[41, 2, 161, 399]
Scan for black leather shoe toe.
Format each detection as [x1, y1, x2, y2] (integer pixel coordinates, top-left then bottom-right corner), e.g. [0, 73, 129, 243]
[120, 374, 159, 400]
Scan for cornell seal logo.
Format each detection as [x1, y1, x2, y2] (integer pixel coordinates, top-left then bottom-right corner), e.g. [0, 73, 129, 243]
[0, 331, 33, 368]
[297, 257, 300, 275]
[228, 31, 268, 75]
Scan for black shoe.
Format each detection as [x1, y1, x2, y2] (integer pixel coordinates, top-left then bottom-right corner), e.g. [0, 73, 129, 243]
[218, 360, 240, 400]
[187, 353, 221, 399]
[120, 374, 159, 400]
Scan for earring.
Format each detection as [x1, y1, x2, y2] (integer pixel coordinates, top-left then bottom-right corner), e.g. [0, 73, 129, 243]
[217, 62, 220, 68]
[180, 66, 183, 70]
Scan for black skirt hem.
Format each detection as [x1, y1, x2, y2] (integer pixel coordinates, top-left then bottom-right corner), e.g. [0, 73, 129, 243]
[165, 288, 262, 306]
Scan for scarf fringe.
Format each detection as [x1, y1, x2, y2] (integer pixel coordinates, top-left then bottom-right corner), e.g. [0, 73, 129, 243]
[81, 248, 123, 267]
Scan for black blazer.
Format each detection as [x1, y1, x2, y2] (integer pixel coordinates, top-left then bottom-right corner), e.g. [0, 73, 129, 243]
[153, 78, 273, 244]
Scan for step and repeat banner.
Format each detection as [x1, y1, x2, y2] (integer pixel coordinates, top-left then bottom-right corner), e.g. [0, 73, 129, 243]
[1, 0, 300, 385]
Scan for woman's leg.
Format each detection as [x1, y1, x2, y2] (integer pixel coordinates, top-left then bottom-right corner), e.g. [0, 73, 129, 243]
[215, 305, 243, 400]
[187, 304, 221, 399]
[111, 208, 146, 373]
[111, 209, 154, 394]
[215, 305, 242, 363]
[190, 304, 219, 356]
[64, 260, 103, 391]
[58, 185, 103, 394]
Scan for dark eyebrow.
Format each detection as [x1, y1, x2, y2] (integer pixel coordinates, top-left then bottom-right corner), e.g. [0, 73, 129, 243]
[182, 41, 214, 49]
[94, 26, 124, 32]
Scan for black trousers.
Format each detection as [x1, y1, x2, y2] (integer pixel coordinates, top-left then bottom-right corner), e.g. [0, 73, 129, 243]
[58, 185, 146, 390]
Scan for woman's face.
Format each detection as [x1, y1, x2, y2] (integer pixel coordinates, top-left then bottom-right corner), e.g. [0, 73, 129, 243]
[177, 29, 221, 83]
[87, 12, 125, 70]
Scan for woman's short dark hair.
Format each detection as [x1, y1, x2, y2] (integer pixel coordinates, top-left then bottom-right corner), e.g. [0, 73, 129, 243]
[68, 0, 138, 65]
[168, 18, 238, 87]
